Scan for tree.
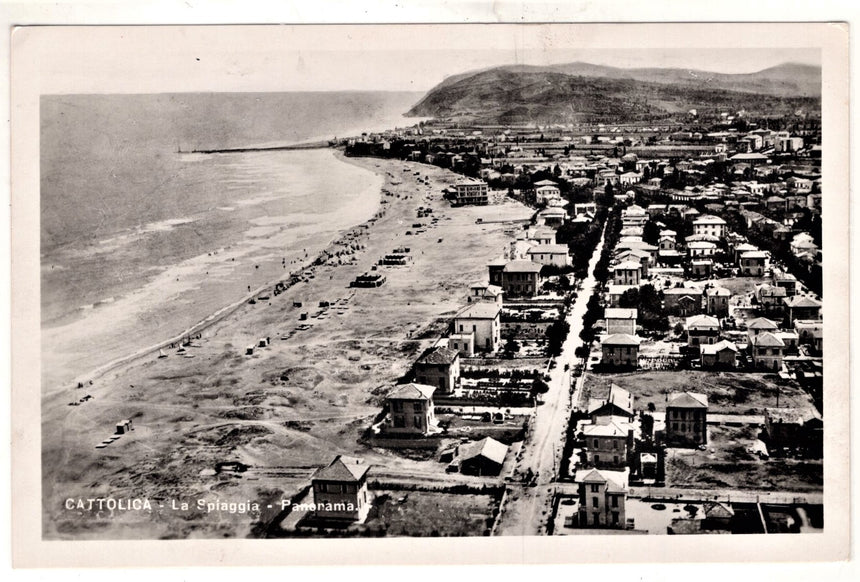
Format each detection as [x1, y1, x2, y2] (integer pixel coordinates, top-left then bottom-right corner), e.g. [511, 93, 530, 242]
[546, 319, 571, 357]
[559, 275, 571, 291]
[642, 221, 660, 245]
[504, 338, 521, 356]
[621, 284, 668, 332]
[532, 379, 550, 395]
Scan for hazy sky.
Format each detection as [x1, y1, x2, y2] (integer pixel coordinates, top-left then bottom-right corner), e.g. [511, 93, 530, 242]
[27, 25, 822, 94]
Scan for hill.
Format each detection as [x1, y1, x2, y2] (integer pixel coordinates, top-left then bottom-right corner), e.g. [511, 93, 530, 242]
[407, 63, 820, 124]
[541, 62, 821, 98]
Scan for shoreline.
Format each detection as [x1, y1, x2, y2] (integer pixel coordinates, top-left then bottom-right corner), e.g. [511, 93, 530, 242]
[42, 154, 535, 539]
[44, 147, 385, 396]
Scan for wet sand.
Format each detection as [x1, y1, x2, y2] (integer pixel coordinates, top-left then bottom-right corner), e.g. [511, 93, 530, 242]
[42, 156, 533, 539]
[42, 148, 383, 393]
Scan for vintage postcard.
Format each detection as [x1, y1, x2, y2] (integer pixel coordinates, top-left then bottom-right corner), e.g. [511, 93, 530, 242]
[9, 21, 850, 568]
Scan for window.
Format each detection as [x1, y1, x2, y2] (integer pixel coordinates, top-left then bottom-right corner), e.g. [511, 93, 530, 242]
[593, 512, 601, 525]
[391, 400, 403, 413]
[393, 416, 406, 428]
[593, 439, 599, 448]
[592, 497, 599, 508]
[413, 416, 423, 429]
[590, 484, 599, 493]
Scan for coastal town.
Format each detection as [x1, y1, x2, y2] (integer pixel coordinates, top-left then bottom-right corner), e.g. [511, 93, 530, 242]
[330, 112, 824, 535]
[45, 101, 825, 539]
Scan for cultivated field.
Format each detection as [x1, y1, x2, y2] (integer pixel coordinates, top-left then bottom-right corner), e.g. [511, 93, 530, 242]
[666, 425, 823, 491]
[363, 489, 502, 536]
[580, 370, 818, 416]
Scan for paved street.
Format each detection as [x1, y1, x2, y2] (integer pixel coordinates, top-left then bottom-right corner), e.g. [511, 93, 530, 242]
[494, 219, 608, 535]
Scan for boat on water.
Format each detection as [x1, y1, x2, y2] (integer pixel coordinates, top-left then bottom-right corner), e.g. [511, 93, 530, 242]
[158, 349, 168, 359]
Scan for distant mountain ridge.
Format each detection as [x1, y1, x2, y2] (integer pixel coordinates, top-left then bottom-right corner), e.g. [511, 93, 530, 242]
[407, 62, 821, 123]
[426, 61, 820, 98]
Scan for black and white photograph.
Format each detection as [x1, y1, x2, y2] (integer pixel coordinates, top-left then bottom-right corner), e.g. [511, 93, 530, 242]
[7, 11, 852, 571]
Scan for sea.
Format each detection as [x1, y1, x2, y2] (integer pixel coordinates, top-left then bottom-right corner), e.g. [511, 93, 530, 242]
[40, 91, 424, 390]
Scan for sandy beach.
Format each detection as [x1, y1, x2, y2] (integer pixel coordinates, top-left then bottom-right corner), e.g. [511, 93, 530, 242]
[42, 155, 532, 539]
[41, 148, 385, 393]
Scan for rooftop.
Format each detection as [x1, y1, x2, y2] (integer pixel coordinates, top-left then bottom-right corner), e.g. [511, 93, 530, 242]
[602, 333, 641, 346]
[313, 455, 370, 482]
[388, 383, 437, 401]
[503, 260, 543, 273]
[701, 340, 738, 354]
[526, 244, 569, 255]
[605, 308, 637, 320]
[785, 295, 822, 308]
[693, 214, 727, 225]
[588, 384, 634, 416]
[747, 317, 779, 330]
[417, 347, 459, 366]
[458, 437, 508, 465]
[751, 332, 786, 348]
[686, 314, 720, 329]
[667, 391, 709, 409]
[575, 468, 628, 493]
[583, 421, 629, 438]
[765, 407, 821, 425]
[688, 242, 717, 253]
[455, 302, 502, 320]
[664, 287, 700, 296]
